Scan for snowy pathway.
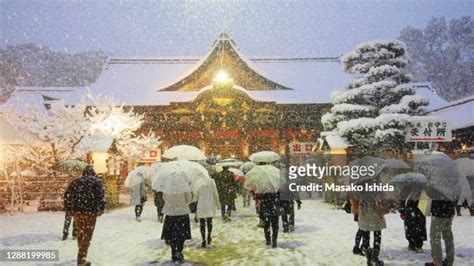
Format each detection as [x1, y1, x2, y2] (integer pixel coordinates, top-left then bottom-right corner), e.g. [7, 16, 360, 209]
[0, 199, 473, 265]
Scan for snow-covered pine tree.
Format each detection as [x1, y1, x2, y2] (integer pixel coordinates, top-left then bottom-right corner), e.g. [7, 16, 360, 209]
[321, 39, 429, 154]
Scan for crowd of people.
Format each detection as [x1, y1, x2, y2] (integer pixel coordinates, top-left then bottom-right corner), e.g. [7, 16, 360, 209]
[61, 154, 468, 266]
[347, 191, 458, 266]
[62, 160, 304, 265]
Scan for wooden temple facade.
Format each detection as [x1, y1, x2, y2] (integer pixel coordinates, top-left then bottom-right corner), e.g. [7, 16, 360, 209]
[134, 93, 329, 159]
[132, 33, 330, 159]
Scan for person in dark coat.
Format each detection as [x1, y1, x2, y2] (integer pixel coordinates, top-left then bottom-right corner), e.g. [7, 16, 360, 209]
[256, 192, 280, 248]
[212, 167, 239, 222]
[399, 188, 426, 251]
[64, 166, 105, 266]
[161, 192, 192, 263]
[349, 196, 367, 256]
[279, 180, 301, 233]
[154, 190, 165, 223]
[62, 210, 77, 240]
[426, 200, 456, 266]
[62, 180, 77, 241]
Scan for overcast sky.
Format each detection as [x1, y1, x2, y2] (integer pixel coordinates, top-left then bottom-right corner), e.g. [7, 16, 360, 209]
[1, 0, 472, 57]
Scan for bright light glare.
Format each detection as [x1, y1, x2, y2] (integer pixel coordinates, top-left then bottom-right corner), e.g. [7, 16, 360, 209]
[214, 70, 229, 83]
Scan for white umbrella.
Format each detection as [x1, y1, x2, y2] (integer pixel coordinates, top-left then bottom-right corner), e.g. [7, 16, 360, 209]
[152, 160, 210, 194]
[239, 161, 256, 174]
[416, 153, 469, 201]
[245, 165, 282, 193]
[456, 157, 474, 176]
[162, 145, 206, 161]
[249, 151, 280, 163]
[148, 162, 164, 174]
[220, 158, 241, 162]
[124, 166, 149, 188]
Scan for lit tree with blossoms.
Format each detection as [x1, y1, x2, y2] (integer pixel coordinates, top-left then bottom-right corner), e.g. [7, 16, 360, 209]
[9, 100, 91, 175]
[87, 95, 160, 160]
[321, 39, 429, 154]
[8, 93, 160, 175]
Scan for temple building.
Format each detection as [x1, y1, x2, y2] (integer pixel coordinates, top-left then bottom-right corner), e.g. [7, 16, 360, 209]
[7, 33, 451, 159]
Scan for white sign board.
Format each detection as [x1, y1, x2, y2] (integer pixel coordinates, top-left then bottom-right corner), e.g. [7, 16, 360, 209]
[406, 118, 452, 142]
[138, 148, 160, 163]
[289, 142, 317, 154]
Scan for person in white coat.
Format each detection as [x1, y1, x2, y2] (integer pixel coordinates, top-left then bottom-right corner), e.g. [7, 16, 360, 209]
[192, 179, 221, 248]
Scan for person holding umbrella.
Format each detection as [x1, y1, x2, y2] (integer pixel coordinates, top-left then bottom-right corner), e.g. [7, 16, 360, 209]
[390, 172, 429, 253]
[426, 199, 455, 266]
[124, 166, 149, 222]
[245, 160, 282, 248]
[153, 190, 164, 223]
[212, 165, 239, 222]
[152, 160, 210, 263]
[399, 184, 426, 252]
[132, 180, 147, 222]
[256, 188, 280, 247]
[279, 171, 301, 233]
[414, 151, 471, 266]
[349, 194, 367, 256]
[64, 166, 105, 266]
[346, 155, 387, 264]
[161, 192, 192, 262]
[239, 161, 256, 207]
[192, 178, 220, 248]
[358, 192, 389, 265]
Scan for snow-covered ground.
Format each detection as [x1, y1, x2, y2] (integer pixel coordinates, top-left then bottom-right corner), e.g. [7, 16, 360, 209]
[1, 198, 473, 265]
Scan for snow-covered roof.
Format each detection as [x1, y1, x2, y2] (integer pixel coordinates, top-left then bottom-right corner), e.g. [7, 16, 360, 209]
[86, 57, 349, 105]
[0, 114, 24, 145]
[429, 95, 474, 130]
[159, 33, 294, 91]
[3, 87, 88, 114]
[408, 82, 447, 111]
[7, 81, 449, 109]
[2, 37, 449, 108]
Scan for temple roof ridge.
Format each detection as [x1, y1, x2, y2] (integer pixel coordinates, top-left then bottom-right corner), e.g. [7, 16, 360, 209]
[158, 33, 293, 91]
